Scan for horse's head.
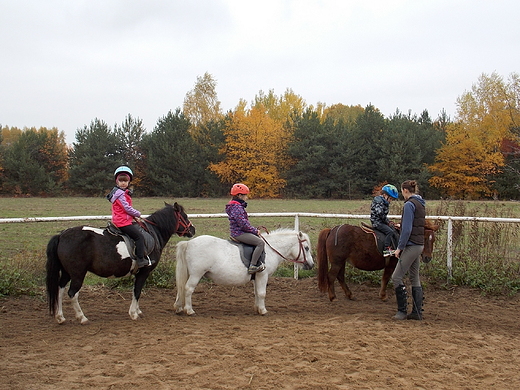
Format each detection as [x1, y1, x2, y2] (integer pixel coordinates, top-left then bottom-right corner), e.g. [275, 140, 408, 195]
[296, 231, 314, 270]
[422, 221, 439, 263]
[170, 202, 196, 237]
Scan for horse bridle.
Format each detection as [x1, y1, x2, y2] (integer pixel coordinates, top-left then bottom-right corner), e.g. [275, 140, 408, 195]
[259, 232, 309, 264]
[174, 210, 193, 236]
[141, 209, 193, 237]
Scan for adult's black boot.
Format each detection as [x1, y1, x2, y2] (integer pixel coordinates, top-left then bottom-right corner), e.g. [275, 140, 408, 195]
[407, 286, 423, 320]
[393, 284, 408, 320]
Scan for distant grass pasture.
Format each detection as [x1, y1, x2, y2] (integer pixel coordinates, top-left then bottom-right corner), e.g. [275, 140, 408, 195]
[1, 197, 519, 296]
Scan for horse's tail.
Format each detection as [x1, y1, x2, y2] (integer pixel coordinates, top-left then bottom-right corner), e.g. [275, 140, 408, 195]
[317, 228, 332, 293]
[175, 241, 189, 305]
[46, 234, 62, 316]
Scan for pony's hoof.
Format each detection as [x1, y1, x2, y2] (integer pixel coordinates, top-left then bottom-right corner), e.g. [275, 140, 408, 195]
[186, 309, 196, 316]
[56, 316, 66, 324]
[80, 318, 89, 325]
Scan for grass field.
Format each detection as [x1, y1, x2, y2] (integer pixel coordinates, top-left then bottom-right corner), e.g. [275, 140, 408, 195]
[1, 197, 520, 296]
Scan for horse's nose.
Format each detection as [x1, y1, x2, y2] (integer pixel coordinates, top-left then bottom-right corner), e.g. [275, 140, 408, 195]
[422, 256, 432, 263]
[189, 226, 196, 237]
[304, 261, 314, 270]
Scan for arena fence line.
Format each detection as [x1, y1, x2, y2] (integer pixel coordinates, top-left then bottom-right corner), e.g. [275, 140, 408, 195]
[2, 213, 520, 280]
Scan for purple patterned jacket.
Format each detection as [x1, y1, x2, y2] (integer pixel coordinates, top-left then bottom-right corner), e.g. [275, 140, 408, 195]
[225, 200, 259, 237]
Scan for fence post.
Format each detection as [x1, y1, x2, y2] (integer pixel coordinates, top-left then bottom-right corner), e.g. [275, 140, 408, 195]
[294, 215, 300, 280]
[447, 218, 453, 281]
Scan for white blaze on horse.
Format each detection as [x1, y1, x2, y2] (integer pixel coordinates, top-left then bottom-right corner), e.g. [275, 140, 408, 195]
[173, 228, 314, 316]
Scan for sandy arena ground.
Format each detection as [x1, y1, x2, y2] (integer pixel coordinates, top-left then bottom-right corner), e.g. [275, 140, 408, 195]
[1, 277, 519, 390]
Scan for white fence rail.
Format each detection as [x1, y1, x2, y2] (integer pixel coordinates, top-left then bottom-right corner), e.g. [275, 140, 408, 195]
[2, 213, 520, 280]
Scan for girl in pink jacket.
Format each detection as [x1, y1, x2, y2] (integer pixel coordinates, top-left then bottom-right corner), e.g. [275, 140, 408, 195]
[108, 166, 149, 268]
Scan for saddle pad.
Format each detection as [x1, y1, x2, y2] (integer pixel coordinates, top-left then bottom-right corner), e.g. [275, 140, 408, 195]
[105, 222, 156, 258]
[228, 239, 266, 268]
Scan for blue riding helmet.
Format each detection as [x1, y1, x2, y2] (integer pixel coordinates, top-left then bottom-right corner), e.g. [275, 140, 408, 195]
[382, 184, 399, 199]
[114, 166, 133, 181]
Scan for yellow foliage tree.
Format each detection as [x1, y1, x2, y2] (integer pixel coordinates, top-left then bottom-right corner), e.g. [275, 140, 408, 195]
[429, 72, 520, 198]
[209, 104, 292, 198]
[429, 122, 503, 198]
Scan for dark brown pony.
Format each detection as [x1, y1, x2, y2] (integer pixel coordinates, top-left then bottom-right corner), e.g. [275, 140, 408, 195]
[317, 221, 438, 301]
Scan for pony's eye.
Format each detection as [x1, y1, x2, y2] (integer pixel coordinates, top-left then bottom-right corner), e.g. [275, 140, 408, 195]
[305, 246, 310, 251]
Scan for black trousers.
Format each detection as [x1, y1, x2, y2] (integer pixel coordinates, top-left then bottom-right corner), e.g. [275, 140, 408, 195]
[374, 224, 398, 249]
[119, 224, 145, 259]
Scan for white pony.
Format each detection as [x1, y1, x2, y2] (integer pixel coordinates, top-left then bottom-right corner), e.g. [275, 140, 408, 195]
[173, 228, 314, 315]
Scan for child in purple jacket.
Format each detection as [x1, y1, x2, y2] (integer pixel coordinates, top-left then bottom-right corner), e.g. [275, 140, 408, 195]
[225, 183, 265, 274]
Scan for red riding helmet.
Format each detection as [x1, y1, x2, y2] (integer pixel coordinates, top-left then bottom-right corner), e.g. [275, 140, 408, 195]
[230, 183, 250, 196]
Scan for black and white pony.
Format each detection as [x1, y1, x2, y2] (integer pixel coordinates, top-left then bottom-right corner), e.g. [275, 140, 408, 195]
[46, 202, 195, 324]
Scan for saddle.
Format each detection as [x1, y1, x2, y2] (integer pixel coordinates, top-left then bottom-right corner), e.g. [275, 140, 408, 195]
[105, 221, 158, 260]
[360, 222, 399, 257]
[228, 237, 266, 269]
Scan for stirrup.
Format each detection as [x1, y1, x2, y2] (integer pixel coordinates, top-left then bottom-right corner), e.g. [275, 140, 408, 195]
[248, 263, 265, 274]
[383, 248, 396, 257]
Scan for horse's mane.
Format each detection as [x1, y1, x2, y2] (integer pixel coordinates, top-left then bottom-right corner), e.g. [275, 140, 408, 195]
[266, 228, 298, 236]
[147, 203, 180, 233]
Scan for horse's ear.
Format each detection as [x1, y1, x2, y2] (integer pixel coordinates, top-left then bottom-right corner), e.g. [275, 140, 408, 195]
[173, 202, 180, 211]
[298, 231, 303, 238]
[425, 220, 439, 231]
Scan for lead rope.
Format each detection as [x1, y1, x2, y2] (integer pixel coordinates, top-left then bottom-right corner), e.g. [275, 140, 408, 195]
[259, 232, 307, 264]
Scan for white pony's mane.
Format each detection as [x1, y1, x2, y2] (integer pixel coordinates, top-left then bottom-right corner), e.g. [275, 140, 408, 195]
[266, 228, 297, 236]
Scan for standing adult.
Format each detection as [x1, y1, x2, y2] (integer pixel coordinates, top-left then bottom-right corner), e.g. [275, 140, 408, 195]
[391, 180, 425, 320]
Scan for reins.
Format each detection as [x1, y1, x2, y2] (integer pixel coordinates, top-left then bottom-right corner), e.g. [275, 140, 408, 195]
[259, 231, 308, 264]
[138, 208, 193, 237]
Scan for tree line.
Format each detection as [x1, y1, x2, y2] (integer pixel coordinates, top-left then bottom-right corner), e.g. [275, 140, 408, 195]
[1, 72, 519, 200]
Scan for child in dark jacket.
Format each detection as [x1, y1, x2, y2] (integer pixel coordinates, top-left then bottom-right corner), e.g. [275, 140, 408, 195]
[370, 184, 399, 257]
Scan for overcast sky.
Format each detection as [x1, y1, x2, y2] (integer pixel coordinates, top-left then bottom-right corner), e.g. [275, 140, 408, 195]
[1, 0, 519, 144]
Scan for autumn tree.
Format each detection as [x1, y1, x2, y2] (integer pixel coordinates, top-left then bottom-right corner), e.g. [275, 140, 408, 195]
[183, 72, 222, 136]
[323, 104, 364, 125]
[429, 72, 520, 199]
[253, 88, 306, 122]
[210, 104, 291, 198]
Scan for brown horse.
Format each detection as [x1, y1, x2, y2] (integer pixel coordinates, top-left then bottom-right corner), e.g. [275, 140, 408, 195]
[317, 221, 439, 301]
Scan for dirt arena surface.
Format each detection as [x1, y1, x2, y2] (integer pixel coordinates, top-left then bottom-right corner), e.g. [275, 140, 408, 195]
[1, 277, 519, 390]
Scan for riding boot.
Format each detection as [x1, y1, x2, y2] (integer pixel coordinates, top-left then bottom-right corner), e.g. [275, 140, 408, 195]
[407, 286, 423, 320]
[136, 257, 149, 268]
[393, 284, 408, 320]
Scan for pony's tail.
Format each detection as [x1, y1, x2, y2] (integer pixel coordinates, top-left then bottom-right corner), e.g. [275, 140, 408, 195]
[46, 234, 62, 316]
[175, 241, 189, 307]
[317, 228, 332, 293]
